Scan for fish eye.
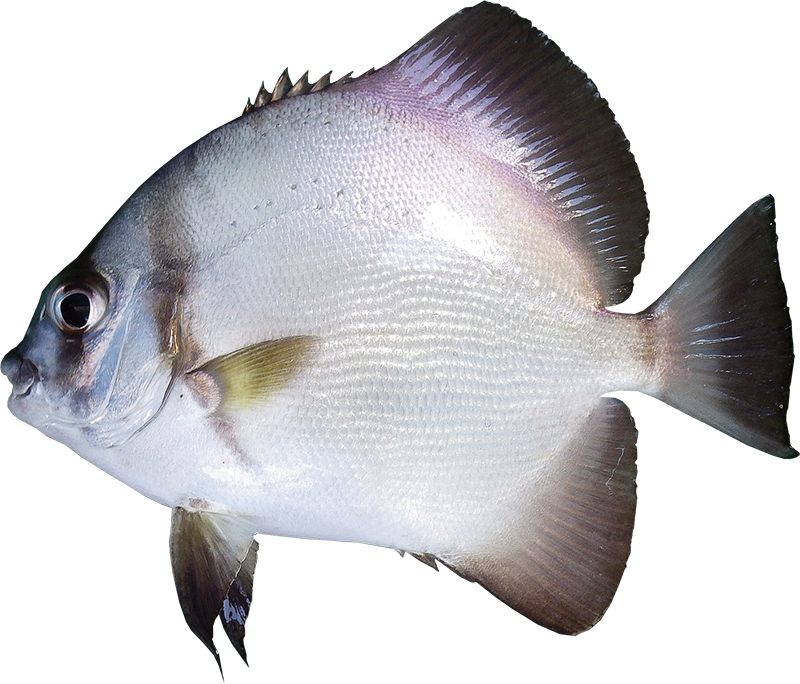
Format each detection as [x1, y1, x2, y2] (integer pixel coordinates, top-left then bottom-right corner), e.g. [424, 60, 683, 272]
[49, 277, 109, 334]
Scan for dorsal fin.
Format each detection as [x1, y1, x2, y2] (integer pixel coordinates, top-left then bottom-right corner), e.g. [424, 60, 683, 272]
[240, 4, 647, 304]
[244, 71, 331, 114]
[345, 2, 649, 306]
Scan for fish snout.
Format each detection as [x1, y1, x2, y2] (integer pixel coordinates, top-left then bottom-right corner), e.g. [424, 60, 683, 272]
[1, 349, 39, 397]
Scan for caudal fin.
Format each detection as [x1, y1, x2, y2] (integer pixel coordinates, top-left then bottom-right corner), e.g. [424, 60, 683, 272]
[648, 196, 796, 458]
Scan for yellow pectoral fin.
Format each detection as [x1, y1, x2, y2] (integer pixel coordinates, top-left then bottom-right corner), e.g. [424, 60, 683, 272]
[188, 335, 317, 413]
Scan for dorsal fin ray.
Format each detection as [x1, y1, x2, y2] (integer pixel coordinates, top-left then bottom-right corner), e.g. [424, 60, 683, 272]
[242, 68, 371, 115]
[239, 3, 647, 305]
[343, 1, 649, 306]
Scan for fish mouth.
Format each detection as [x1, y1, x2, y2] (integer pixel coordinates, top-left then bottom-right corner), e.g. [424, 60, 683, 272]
[1, 349, 38, 398]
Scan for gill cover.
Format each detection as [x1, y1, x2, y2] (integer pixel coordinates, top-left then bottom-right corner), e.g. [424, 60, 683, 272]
[3, 257, 175, 449]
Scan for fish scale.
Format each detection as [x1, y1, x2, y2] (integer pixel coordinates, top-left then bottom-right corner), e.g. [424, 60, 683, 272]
[2, 2, 794, 673]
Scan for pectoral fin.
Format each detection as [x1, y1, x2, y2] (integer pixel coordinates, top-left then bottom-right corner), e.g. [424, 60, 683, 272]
[440, 398, 637, 634]
[187, 336, 316, 413]
[170, 507, 259, 673]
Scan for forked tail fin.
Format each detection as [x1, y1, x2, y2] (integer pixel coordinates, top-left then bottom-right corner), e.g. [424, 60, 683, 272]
[648, 196, 796, 458]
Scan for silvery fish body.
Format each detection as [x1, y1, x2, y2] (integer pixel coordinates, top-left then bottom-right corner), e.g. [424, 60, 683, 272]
[2, 1, 795, 669]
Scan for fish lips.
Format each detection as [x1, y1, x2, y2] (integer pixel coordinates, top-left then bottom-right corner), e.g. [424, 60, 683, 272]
[1, 348, 38, 398]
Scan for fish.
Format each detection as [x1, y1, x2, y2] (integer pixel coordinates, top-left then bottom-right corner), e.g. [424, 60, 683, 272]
[2, 1, 791, 664]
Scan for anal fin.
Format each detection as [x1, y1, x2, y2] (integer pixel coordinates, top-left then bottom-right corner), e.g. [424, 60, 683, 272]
[441, 398, 637, 634]
[170, 507, 259, 673]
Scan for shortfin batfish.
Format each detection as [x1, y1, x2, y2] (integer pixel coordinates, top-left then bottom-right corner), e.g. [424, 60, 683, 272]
[1, 2, 794, 673]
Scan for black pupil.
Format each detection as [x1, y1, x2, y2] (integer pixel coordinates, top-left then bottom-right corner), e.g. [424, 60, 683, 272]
[60, 292, 91, 329]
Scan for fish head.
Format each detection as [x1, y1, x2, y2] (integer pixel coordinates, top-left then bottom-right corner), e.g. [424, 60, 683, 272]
[2, 205, 178, 451]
